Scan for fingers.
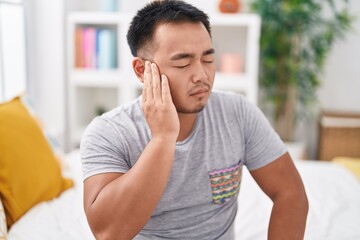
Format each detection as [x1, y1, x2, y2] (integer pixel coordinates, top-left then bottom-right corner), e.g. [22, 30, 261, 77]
[142, 77, 146, 103]
[142, 61, 170, 105]
[161, 74, 173, 103]
[151, 63, 162, 103]
[144, 61, 153, 102]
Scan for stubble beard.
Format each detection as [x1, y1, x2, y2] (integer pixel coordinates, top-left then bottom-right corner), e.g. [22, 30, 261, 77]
[174, 95, 209, 114]
[176, 105, 206, 114]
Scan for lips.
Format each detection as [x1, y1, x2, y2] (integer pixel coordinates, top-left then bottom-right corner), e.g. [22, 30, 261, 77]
[189, 86, 210, 96]
[190, 89, 208, 96]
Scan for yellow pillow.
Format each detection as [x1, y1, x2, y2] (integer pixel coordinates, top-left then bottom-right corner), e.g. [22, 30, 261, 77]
[0, 97, 73, 228]
[333, 157, 360, 181]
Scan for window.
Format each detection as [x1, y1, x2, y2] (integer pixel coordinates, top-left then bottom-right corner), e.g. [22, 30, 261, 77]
[0, 0, 26, 102]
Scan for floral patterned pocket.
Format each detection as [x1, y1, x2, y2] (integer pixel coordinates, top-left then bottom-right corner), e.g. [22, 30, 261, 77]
[209, 162, 242, 205]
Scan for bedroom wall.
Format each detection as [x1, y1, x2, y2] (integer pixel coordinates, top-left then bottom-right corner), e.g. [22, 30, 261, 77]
[25, 0, 66, 148]
[318, 0, 360, 112]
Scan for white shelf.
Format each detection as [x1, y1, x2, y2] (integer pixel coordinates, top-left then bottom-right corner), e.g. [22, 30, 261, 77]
[68, 12, 132, 24]
[70, 69, 121, 87]
[72, 79, 119, 88]
[213, 72, 250, 89]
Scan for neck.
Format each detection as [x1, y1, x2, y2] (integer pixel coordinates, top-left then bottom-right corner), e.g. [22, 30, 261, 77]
[177, 113, 198, 142]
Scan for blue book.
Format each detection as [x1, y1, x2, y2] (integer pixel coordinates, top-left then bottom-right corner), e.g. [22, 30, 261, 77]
[98, 29, 117, 69]
[95, 28, 101, 68]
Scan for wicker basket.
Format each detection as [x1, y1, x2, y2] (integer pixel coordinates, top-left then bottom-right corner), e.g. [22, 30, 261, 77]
[318, 111, 360, 161]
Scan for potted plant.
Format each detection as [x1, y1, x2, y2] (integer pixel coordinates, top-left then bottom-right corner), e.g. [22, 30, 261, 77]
[251, 0, 353, 142]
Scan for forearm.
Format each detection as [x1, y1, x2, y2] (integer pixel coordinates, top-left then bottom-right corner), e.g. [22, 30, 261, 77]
[88, 136, 176, 239]
[268, 194, 309, 240]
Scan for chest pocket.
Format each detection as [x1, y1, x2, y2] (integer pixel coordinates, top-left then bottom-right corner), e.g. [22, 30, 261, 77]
[208, 162, 242, 205]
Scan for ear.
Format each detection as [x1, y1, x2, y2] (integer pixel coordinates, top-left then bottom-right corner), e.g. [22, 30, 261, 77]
[132, 57, 146, 83]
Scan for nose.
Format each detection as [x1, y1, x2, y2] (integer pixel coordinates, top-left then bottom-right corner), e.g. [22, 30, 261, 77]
[192, 61, 208, 83]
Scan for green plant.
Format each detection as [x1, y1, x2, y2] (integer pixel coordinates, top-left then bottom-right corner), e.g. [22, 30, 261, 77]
[251, 0, 353, 141]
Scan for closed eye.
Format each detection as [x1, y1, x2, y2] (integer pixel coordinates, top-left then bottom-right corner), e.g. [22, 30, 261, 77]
[203, 60, 214, 63]
[174, 64, 190, 69]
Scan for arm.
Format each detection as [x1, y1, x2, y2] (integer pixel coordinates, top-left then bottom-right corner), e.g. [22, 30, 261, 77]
[83, 62, 180, 240]
[250, 152, 309, 240]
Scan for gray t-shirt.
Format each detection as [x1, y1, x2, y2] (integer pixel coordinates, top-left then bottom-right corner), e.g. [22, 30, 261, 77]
[80, 90, 287, 240]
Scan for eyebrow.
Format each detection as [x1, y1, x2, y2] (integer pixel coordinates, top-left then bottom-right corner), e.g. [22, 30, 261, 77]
[170, 48, 215, 61]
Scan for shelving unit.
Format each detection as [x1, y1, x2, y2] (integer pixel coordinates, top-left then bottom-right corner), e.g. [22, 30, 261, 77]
[210, 13, 260, 102]
[67, 11, 261, 149]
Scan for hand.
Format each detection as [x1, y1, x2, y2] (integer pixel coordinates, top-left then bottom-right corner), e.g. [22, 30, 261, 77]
[142, 61, 180, 141]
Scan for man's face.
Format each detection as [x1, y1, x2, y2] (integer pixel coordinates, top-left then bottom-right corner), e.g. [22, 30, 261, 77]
[149, 22, 216, 114]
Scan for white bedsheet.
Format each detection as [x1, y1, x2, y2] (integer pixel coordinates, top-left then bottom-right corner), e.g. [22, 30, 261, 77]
[235, 160, 360, 240]
[8, 151, 360, 240]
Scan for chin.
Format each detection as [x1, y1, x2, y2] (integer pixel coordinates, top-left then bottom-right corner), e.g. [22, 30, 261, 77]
[176, 102, 207, 114]
[174, 92, 211, 114]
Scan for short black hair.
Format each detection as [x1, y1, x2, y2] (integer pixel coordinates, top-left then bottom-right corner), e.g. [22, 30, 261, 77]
[127, 0, 211, 57]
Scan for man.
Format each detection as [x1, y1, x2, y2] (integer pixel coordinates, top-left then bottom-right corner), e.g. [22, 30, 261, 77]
[80, 1, 308, 239]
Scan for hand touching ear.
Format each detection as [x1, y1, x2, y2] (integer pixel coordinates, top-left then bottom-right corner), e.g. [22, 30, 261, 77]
[142, 61, 180, 140]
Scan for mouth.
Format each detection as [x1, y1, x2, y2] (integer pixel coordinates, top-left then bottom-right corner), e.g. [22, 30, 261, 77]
[190, 89, 208, 96]
[189, 86, 210, 96]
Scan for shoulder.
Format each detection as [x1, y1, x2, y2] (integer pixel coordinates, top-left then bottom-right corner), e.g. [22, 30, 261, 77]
[102, 97, 142, 122]
[82, 97, 143, 142]
[209, 90, 243, 102]
[209, 90, 252, 107]
[208, 90, 254, 116]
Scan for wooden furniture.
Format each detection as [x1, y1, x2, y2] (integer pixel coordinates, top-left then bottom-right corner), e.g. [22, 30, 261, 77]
[318, 111, 360, 161]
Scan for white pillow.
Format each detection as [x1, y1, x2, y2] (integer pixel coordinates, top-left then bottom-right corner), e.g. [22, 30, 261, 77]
[0, 198, 8, 239]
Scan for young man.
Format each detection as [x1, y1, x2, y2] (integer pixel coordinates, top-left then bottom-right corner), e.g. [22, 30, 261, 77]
[80, 1, 308, 239]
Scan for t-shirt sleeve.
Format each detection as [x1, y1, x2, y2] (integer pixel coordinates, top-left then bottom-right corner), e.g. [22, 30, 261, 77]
[80, 116, 130, 180]
[240, 98, 287, 171]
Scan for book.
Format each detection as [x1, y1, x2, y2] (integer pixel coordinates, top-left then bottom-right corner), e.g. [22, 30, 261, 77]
[97, 29, 117, 69]
[82, 27, 96, 68]
[74, 27, 84, 68]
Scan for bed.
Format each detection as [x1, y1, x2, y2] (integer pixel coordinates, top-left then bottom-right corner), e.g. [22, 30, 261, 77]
[5, 150, 360, 240]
